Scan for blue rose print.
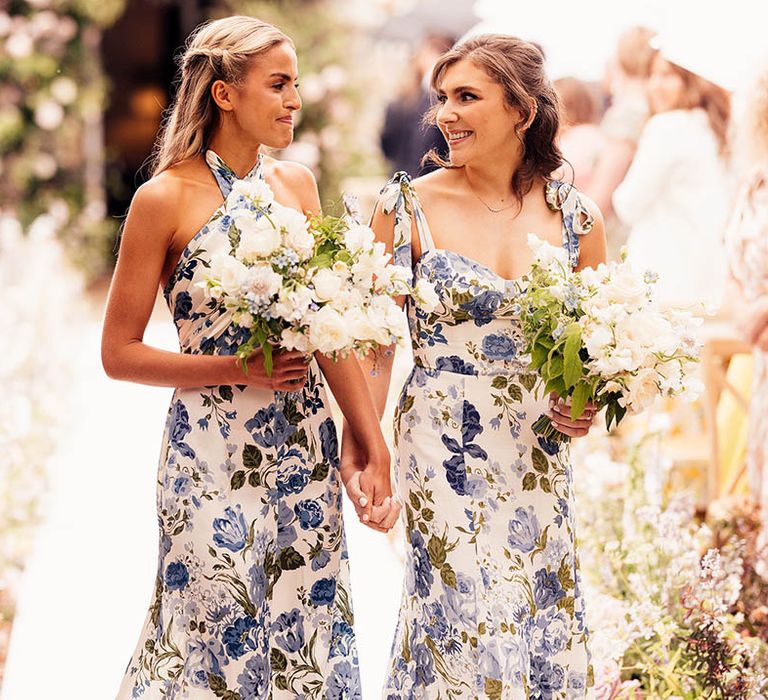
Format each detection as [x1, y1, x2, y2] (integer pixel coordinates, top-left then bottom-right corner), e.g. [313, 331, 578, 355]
[223, 616, 258, 659]
[460, 290, 503, 326]
[530, 655, 565, 699]
[164, 561, 189, 591]
[212, 505, 248, 552]
[173, 291, 193, 323]
[533, 568, 566, 609]
[272, 608, 305, 653]
[277, 463, 310, 497]
[329, 620, 356, 659]
[435, 355, 476, 375]
[325, 660, 362, 700]
[294, 499, 324, 530]
[310, 577, 337, 606]
[481, 333, 517, 360]
[410, 530, 434, 598]
[237, 653, 270, 700]
[412, 643, 437, 686]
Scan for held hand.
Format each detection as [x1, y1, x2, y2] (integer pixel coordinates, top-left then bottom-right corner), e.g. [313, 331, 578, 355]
[340, 443, 400, 532]
[242, 349, 310, 391]
[548, 392, 598, 438]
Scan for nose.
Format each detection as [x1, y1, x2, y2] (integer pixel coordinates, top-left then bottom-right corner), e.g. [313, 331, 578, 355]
[286, 84, 301, 111]
[437, 102, 458, 130]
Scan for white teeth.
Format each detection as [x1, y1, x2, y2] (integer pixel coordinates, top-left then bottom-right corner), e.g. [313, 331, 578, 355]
[448, 131, 472, 141]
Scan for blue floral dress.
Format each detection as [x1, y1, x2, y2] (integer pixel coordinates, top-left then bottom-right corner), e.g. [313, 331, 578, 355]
[381, 173, 594, 700]
[117, 151, 360, 700]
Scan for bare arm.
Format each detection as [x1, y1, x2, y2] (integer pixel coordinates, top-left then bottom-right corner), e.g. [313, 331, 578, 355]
[101, 176, 309, 390]
[586, 137, 636, 218]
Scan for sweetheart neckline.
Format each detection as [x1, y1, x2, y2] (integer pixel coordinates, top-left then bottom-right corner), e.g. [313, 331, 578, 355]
[415, 247, 528, 284]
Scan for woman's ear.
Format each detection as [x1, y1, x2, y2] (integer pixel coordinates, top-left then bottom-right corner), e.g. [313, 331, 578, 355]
[211, 80, 235, 112]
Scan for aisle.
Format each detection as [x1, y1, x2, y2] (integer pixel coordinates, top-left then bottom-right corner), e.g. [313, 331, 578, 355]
[1, 300, 405, 700]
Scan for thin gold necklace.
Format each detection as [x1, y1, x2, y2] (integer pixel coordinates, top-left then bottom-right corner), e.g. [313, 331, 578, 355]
[466, 177, 517, 213]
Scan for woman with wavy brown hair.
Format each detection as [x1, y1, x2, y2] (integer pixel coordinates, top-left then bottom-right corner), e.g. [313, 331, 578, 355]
[343, 34, 606, 698]
[613, 50, 732, 309]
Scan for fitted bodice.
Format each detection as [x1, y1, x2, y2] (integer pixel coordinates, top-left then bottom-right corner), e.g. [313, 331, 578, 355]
[163, 150, 265, 355]
[379, 172, 593, 378]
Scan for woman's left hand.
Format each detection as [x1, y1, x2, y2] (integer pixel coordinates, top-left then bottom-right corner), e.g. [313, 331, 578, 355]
[548, 392, 598, 438]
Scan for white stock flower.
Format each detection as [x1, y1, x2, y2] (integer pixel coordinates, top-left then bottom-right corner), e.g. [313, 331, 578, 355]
[231, 178, 275, 208]
[280, 328, 310, 353]
[343, 224, 375, 253]
[413, 278, 439, 312]
[311, 267, 345, 302]
[527, 233, 569, 267]
[272, 285, 313, 322]
[244, 264, 282, 302]
[283, 223, 314, 260]
[308, 305, 350, 353]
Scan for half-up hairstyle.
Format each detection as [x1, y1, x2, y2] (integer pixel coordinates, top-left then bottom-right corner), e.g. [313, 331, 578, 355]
[424, 34, 564, 203]
[151, 16, 292, 176]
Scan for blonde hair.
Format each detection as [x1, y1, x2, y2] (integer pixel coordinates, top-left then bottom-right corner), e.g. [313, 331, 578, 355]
[151, 16, 291, 176]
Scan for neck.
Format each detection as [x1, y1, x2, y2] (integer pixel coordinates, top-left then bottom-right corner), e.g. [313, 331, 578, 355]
[462, 151, 523, 203]
[207, 130, 262, 178]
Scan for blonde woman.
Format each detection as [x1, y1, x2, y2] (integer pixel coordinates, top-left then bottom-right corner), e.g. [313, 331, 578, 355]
[726, 66, 768, 533]
[103, 17, 394, 699]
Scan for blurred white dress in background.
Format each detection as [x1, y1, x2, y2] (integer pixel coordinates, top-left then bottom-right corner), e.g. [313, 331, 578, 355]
[613, 108, 731, 308]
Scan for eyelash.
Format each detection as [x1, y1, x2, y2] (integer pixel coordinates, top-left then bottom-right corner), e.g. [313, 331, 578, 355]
[436, 92, 477, 104]
[273, 82, 300, 90]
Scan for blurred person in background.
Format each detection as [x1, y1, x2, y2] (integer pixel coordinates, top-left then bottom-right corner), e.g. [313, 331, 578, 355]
[589, 26, 656, 259]
[613, 48, 731, 308]
[725, 64, 768, 530]
[380, 33, 453, 177]
[554, 76, 606, 191]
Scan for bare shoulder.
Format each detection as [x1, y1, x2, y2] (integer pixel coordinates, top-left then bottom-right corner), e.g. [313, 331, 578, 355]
[411, 167, 460, 203]
[267, 157, 319, 212]
[576, 191, 607, 267]
[578, 191, 605, 231]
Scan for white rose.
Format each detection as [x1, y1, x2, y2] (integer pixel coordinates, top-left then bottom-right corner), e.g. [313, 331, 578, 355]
[578, 263, 610, 288]
[384, 301, 410, 346]
[237, 217, 282, 261]
[528, 233, 569, 267]
[606, 265, 647, 307]
[209, 253, 249, 296]
[344, 224, 375, 253]
[622, 369, 660, 412]
[591, 348, 637, 377]
[582, 322, 614, 359]
[308, 305, 351, 353]
[619, 312, 676, 353]
[272, 284, 313, 322]
[244, 264, 282, 303]
[280, 328, 310, 353]
[283, 226, 315, 260]
[231, 178, 275, 208]
[272, 205, 310, 239]
[413, 278, 439, 312]
[311, 267, 345, 302]
[345, 307, 378, 342]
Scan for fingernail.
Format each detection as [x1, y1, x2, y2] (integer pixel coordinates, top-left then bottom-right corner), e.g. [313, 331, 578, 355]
[359, 497, 368, 507]
[362, 514, 370, 522]
[552, 421, 560, 428]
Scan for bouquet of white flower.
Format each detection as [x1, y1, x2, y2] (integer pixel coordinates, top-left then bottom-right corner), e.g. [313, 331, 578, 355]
[200, 180, 438, 374]
[519, 235, 702, 442]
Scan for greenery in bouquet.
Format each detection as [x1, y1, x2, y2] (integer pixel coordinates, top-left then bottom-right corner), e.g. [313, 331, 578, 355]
[573, 427, 768, 699]
[518, 236, 702, 443]
[201, 176, 437, 374]
[1, 0, 125, 278]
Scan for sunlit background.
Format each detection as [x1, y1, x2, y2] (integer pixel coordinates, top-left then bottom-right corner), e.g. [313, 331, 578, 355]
[3, 0, 768, 698]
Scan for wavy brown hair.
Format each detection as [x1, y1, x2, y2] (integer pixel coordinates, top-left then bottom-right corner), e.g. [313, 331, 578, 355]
[656, 59, 731, 155]
[151, 16, 291, 176]
[423, 34, 564, 203]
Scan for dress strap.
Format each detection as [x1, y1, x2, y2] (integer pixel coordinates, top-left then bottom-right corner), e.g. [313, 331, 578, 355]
[205, 149, 264, 198]
[378, 171, 434, 283]
[545, 179, 594, 269]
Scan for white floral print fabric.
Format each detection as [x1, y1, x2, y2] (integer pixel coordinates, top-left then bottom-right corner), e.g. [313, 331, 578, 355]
[382, 173, 593, 700]
[117, 152, 360, 700]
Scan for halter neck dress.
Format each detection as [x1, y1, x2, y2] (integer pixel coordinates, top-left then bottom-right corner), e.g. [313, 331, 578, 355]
[380, 172, 594, 700]
[117, 151, 361, 700]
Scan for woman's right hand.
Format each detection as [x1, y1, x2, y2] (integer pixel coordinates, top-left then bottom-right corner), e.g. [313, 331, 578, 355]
[240, 349, 310, 391]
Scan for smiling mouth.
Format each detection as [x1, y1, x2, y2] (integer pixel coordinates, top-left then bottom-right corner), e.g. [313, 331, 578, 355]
[447, 130, 473, 144]
[278, 117, 293, 125]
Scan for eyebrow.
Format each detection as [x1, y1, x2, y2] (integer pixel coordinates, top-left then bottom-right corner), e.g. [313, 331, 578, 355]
[268, 72, 297, 81]
[437, 85, 481, 95]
